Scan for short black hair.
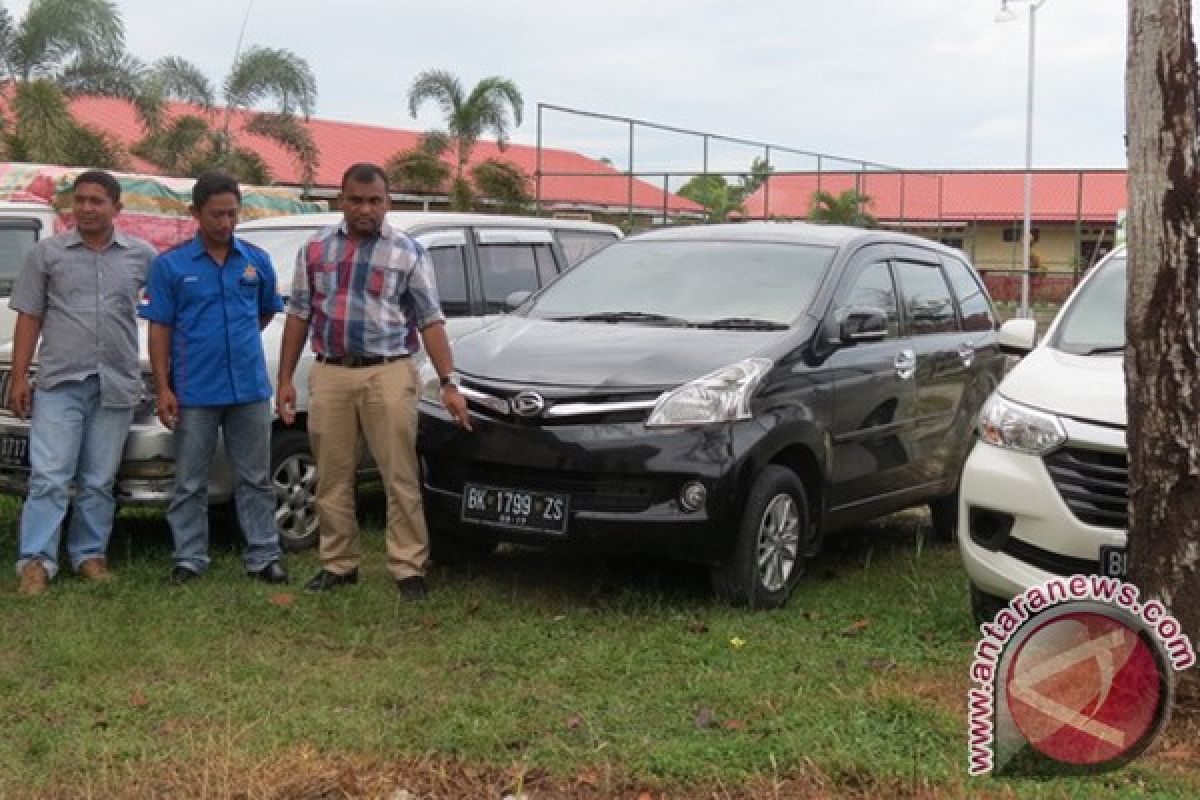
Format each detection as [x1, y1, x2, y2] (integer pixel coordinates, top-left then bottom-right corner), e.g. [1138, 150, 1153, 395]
[191, 171, 242, 210]
[73, 170, 121, 204]
[341, 162, 389, 192]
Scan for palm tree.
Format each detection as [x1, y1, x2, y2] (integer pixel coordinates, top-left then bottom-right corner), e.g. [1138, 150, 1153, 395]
[677, 174, 745, 223]
[133, 47, 318, 187]
[807, 189, 877, 227]
[0, 0, 132, 166]
[393, 69, 524, 211]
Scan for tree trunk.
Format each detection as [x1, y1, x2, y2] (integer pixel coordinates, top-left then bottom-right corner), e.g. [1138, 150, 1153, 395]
[1125, 0, 1200, 674]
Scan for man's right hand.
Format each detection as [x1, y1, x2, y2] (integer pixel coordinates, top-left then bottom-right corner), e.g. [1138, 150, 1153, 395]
[276, 380, 296, 425]
[8, 376, 32, 419]
[157, 387, 179, 429]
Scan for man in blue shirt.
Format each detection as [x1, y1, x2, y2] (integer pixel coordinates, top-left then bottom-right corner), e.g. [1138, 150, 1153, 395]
[140, 172, 287, 584]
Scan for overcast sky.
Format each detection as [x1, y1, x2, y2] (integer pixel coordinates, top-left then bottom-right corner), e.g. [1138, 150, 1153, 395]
[12, 1, 1164, 174]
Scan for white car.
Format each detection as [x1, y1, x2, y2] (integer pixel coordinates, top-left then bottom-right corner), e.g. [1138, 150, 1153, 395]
[957, 247, 1127, 622]
[0, 212, 621, 550]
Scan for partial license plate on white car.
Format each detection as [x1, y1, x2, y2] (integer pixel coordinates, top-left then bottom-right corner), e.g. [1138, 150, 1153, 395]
[1099, 545, 1128, 578]
[0, 433, 29, 469]
[461, 483, 569, 534]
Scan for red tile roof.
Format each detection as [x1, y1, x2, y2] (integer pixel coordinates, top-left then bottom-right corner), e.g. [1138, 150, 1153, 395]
[742, 170, 1127, 224]
[65, 95, 701, 213]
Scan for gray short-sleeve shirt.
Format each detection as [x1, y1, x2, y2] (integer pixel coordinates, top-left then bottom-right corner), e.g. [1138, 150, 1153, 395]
[9, 229, 156, 408]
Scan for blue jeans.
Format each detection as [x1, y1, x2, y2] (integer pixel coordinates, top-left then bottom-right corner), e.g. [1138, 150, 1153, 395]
[17, 376, 133, 578]
[167, 401, 281, 573]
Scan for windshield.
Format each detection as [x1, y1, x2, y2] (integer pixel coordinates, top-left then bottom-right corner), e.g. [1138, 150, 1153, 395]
[1051, 254, 1126, 355]
[237, 227, 317, 291]
[526, 240, 833, 326]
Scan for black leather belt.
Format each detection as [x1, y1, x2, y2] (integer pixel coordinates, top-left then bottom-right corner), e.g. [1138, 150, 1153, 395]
[316, 353, 409, 368]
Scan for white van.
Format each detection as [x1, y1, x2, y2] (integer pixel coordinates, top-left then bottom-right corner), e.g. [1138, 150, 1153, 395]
[0, 212, 620, 550]
[957, 247, 1127, 622]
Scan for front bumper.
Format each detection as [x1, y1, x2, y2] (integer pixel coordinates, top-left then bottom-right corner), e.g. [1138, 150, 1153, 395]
[957, 431, 1126, 600]
[0, 413, 177, 506]
[418, 402, 762, 562]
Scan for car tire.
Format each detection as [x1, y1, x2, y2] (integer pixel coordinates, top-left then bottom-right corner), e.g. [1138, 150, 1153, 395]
[429, 524, 499, 565]
[929, 491, 959, 542]
[271, 429, 320, 552]
[970, 583, 1008, 627]
[710, 465, 811, 610]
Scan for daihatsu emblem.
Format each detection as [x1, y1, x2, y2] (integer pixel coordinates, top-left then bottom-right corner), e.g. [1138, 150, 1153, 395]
[510, 391, 545, 417]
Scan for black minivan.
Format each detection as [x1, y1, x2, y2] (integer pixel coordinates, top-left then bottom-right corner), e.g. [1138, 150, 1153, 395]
[418, 223, 1004, 608]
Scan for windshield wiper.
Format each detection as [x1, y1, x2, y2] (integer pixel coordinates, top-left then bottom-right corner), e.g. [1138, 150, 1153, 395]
[1081, 345, 1125, 355]
[570, 311, 691, 326]
[693, 317, 789, 331]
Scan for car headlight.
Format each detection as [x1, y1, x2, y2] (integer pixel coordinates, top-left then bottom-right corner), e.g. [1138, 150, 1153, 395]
[646, 358, 772, 428]
[977, 393, 1066, 454]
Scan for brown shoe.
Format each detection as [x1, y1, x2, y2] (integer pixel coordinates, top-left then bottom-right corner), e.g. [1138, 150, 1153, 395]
[78, 557, 113, 583]
[18, 561, 48, 596]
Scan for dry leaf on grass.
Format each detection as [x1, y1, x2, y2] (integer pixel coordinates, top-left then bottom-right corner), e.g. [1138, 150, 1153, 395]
[840, 618, 871, 636]
[722, 719, 747, 731]
[130, 691, 149, 708]
[268, 593, 295, 606]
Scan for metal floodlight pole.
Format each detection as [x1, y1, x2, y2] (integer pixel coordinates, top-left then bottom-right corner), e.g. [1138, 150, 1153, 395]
[999, 0, 1047, 319]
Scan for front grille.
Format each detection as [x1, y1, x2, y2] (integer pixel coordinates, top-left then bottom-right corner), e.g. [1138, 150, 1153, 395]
[1001, 535, 1101, 577]
[1043, 446, 1128, 529]
[425, 457, 658, 513]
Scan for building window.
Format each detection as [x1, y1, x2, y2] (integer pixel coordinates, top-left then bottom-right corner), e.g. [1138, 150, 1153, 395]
[1002, 226, 1040, 244]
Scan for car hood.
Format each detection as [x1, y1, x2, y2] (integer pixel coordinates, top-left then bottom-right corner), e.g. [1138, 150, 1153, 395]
[999, 346, 1126, 426]
[453, 316, 784, 388]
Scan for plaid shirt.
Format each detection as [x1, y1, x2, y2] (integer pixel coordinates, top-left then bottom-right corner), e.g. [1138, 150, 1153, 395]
[287, 221, 445, 357]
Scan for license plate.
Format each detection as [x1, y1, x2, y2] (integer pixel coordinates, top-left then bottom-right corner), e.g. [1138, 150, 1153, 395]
[0, 433, 29, 469]
[461, 483, 569, 535]
[1099, 545, 1128, 578]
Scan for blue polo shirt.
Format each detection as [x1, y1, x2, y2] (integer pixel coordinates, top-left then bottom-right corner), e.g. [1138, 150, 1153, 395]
[139, 235, 283, 407]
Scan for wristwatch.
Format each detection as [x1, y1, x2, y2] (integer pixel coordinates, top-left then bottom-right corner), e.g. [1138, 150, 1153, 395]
[439, 373, 457, 388]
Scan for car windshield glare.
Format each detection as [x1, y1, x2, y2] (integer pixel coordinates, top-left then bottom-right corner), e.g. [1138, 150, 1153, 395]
[526, 240, 833, 326]
[1051, 255, 1126, 355]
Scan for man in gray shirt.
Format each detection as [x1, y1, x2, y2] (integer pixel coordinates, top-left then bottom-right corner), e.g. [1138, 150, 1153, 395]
[8, 170, 156, 596]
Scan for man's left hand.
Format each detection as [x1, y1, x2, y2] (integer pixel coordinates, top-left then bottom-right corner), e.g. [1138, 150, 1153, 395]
[441, 385, 472, 430]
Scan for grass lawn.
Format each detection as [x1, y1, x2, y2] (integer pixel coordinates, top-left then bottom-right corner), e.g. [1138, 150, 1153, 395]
[0, 495, 1195, 799]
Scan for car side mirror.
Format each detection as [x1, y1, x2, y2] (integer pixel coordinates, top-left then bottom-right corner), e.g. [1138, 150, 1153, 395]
[998, 318, 1037, 354]
[838, 307, 889, 344]
[505, 290, 532, 311]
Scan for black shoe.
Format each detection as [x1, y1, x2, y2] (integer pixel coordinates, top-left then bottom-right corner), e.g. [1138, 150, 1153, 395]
[169, 565, 201, 585]
[248, 561, 289, 585]
[304, 568, 358, 592]
[396, 575, 428, 602]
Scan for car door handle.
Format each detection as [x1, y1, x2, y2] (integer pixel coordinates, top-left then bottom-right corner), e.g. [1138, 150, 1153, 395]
[958, 342, 975, 368]
[894, 349, 916, 380]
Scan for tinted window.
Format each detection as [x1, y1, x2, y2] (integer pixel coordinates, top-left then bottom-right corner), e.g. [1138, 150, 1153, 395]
[942, 255, 995, 332]
[557, 230, 618, 266]
[529, 240, 833, 325]
[428, 245, 469, 317]
[478, 243, 557, 313]
[893, 260, 958, 334]
[1051, 255, 1126, 355]
[842, 261, 900, 338]
[0, 223, 40, 295]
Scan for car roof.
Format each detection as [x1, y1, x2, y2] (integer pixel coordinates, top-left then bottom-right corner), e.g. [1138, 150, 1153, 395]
[624, 221, 963, 254]
[238, 210, 622, 236]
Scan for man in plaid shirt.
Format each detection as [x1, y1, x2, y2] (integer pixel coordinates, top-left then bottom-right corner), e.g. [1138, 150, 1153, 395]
[276, 163, 470, 600]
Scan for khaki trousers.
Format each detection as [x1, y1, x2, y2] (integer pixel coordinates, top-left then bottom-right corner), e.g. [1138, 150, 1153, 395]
[307, 359, 428, 579]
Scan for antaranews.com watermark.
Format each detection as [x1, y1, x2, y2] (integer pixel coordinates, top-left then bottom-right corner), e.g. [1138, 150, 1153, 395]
[968, 575, 1195, 776]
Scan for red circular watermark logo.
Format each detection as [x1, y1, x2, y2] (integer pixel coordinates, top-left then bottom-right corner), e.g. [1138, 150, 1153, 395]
[1004, 607, 1169, 768]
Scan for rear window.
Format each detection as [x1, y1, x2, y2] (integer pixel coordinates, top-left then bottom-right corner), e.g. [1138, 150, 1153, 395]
[942, 255, 996, 332]
[557, 230, 619, 267]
